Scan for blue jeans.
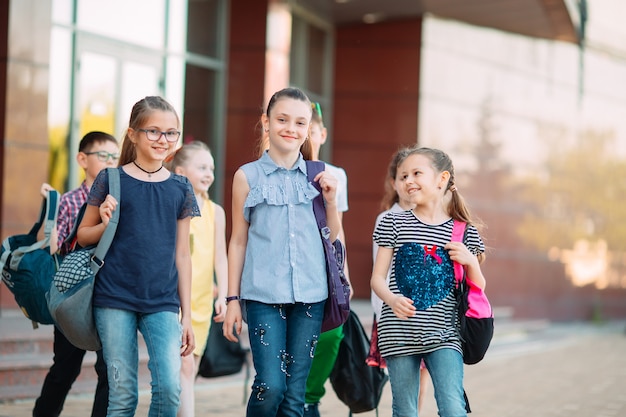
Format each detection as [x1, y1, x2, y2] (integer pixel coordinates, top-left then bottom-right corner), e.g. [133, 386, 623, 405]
[245, 301, 324, 417]
[94, 307, 182, 417]
[386, 348, 466, 417]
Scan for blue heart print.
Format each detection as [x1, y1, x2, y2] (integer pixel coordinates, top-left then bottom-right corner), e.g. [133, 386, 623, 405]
[394, 242, 455, 310]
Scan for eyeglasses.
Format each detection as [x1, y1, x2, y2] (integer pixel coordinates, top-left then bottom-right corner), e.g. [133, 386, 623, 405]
[311, 102, 323, 119]
[138, 128, 181, 143]
[84, 151, 120, 162]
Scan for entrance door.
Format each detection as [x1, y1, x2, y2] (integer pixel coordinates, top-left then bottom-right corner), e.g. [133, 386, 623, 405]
[68, 33, 163, 187]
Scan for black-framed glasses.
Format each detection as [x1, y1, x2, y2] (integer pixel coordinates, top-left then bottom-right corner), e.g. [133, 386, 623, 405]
[84, 151, 120, 162]
[138, 128, 181, 143]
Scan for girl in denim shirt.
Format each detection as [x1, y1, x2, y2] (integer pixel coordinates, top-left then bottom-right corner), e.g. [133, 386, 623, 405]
[224, 87, 341, 417]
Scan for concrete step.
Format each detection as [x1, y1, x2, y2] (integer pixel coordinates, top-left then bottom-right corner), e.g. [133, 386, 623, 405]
[0, 310, 149, 402]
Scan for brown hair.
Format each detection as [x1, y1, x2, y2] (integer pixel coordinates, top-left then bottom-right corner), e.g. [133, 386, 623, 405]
[383, 146, 482, 224]
[380, 146, 413, 211]
[384, 145, 485, 261]
[78, 131, 118, 153]
[255, 87, 313, 160]
[119, 96, 180, 166]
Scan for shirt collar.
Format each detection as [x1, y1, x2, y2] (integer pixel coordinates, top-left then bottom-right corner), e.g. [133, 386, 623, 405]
[80, 180, 91, 194]
[259, 150, 307, 176]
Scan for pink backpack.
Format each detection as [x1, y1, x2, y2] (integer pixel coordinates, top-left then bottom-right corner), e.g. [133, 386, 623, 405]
[451, 220, 494, 364]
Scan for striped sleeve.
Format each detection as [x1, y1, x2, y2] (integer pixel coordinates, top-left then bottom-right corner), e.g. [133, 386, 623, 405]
[373, 212, 397, 248]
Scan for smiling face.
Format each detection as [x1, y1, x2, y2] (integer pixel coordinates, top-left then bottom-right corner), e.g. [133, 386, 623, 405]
[396, 153, 449, 206]
[263, 97, 311, 155]
[177, 148, 215, 196]
[129, 109, 180, 164]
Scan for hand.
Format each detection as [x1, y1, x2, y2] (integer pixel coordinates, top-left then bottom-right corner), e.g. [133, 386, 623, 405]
[180, 316, 195, 357]
[99, 195, 118, 226]
[223, 301, 242, 343]
[389, 295, 416, 320]
[213, 298, 227, 323]
[445, 241, 478, 269]
[40, 183, 55, 198]
[313, 170, 337, 206]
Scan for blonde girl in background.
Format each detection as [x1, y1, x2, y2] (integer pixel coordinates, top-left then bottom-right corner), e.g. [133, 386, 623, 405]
[167, 141, 228, 417]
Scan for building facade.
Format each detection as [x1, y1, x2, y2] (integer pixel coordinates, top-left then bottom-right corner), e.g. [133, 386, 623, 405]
[3, 0, 624, 320]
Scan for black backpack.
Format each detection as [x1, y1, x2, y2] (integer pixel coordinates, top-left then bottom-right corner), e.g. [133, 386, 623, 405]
[197, 318, 249, 378]
[330, 310, 389, 414]
[197, 314, 250, 404]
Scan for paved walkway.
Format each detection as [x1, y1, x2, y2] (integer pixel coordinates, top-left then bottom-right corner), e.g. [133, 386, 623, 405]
[1, 316, 625, 417]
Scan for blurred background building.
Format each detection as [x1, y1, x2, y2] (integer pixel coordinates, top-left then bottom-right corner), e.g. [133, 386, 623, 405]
[1, 0, 625, 320]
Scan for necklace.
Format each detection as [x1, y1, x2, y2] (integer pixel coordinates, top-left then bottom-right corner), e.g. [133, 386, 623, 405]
[133, 160, 163, 178]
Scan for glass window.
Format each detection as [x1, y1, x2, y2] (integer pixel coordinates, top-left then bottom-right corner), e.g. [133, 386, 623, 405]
[187, 0, 222, 57]
[76, 0, 165, 49]
[78, 52, 116, 141]
[120, 61, 161, 133]
[182, 64, 216, 145]
[306, 24, 326, 95]
[52, 0, 73, 25]
[290, 14, 333, 98]
[48, 26, 73, 191]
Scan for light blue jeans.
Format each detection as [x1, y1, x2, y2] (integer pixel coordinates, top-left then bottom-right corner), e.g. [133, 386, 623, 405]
[94, 307, 182, 417]
[386, 348, 466, 417]
[245, 300, 324, 417]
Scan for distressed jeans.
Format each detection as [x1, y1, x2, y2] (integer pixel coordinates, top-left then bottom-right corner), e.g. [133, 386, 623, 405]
[245, 300, 324, 417]
[94, 307, 182, 417]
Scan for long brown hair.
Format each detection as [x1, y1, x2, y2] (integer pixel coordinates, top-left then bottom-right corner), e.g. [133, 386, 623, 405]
[380, 146, 414, 211]
[119, 96, 180, 166]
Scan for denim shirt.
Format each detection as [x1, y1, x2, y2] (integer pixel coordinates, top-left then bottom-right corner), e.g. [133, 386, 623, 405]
[240, 151, 328, 304]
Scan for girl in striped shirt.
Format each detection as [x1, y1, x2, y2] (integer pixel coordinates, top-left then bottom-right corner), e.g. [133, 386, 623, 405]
[371, 146, 486, 417]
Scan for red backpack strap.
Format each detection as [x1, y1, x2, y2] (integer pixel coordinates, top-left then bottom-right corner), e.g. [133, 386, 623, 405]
[451, 220, 467, 284]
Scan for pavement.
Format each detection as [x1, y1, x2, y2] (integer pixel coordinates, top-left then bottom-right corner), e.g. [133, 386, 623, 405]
[1, 300, 626, 417]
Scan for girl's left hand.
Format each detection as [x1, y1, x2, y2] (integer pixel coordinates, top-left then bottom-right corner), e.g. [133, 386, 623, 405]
[445, 241, 477, 269]
[314, 170, 337, 205]
[180, 316, 195, 357]
[213, 299, 227, 323]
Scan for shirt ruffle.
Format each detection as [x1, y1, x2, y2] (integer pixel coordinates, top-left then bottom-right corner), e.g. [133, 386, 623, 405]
[244, 180, 319, 209]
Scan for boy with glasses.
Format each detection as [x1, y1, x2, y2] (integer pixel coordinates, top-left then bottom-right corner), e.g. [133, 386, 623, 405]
[35, 131, 119, 417]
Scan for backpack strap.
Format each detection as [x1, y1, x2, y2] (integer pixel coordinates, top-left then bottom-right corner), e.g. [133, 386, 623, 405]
[42, 189, 60, 242]
[90, 167, 121, 273]
[451, 219, 467, 284]
[305, 160, 329, 237]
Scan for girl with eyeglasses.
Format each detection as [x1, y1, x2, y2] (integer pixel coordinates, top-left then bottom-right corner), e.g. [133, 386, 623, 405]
[77, 96, 199, 417]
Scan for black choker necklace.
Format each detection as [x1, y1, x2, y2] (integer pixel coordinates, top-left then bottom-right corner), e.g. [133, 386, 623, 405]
[133, 160, 163, 178]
